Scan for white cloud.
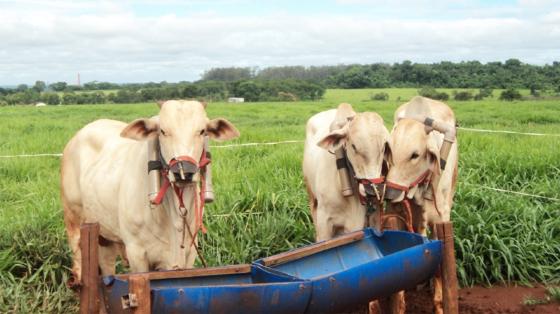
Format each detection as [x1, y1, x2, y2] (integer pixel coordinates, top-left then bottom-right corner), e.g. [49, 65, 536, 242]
[0, 1, 559, 84]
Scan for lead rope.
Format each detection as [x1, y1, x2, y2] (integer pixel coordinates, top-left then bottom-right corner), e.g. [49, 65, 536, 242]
[159, 149, 210, 268]
[172, 182, 208, 267]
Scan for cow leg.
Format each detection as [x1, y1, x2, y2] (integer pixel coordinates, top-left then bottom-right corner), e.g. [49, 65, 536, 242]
[315, 209, 334, 242]
[63, 203, 82, 287]
[390, 291, 406, 314]
[125, 244, 149, 273]
[433, 273, 443, 314]
[98, 241, 120, 276]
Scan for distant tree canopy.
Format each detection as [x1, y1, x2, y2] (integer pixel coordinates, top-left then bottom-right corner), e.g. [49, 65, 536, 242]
[199, 60, 560, 90]
[202, 67, 253, 81]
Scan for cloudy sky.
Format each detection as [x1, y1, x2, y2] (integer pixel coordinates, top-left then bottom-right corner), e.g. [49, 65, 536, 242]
[1, 0, 559, 85]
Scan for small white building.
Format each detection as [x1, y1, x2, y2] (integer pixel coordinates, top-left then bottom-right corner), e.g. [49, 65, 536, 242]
[35, 102, 47, 107]
[228, 97, 245, 103]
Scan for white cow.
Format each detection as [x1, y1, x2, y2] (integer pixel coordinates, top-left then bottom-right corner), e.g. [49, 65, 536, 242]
[385, 96, 458, 314]
[303, 103, 390, 242]
[61, 100, 239, 285]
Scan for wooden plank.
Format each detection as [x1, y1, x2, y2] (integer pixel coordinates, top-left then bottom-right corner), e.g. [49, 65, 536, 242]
[436, 222, 459, 314]
[128, 274, 151, 314]
[80, 223, 100, 314]
[116, 264, 252, 281]
[262, 230, 365, 267]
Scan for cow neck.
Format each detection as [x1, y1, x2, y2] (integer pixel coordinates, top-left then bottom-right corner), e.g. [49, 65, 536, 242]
[150, 140, 210, 267]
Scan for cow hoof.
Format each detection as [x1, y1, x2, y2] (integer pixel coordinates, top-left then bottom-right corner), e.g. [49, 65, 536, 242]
[67, 276, 82, 291]
[369, 300, 381, 314]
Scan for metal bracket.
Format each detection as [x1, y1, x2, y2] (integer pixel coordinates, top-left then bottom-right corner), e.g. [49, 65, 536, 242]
[121, 293, 139, 309]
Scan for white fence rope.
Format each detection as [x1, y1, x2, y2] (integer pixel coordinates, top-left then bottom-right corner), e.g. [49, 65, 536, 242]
[0, 153, 63, 158]
[211, 140, 304, 148]
[0, 140, 305, 158]
[463, 183, 560, 202]
[458, 127, 560, 137]
[209, 212, 263, 218]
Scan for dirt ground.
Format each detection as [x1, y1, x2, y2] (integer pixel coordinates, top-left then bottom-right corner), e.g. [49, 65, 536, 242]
[405, 285, 560, 314]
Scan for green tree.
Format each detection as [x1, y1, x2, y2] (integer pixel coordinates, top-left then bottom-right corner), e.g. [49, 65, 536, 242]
[453, 90, 473, 101]
[49, 82, 67, 92]
[499, 88, 522, 101]
[32, 80, 46, 92]
[41, 93, 60, 105]
[62, 93, 77, 105]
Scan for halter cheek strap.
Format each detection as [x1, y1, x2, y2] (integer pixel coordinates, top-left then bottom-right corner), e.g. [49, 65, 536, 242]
[385, 169, 431, 193]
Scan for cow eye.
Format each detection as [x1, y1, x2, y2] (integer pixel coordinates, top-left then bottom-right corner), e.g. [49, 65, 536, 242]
[200, 129, 205, 135]
[160, 129, 167, 136]
[351, 144, 357, 152]
[410, 152, 419, 160]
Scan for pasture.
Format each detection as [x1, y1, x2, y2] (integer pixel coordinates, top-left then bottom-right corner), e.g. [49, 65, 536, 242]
[1, 88, 559, 312]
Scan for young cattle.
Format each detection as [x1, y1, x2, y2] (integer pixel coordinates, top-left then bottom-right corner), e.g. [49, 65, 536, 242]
[385, 96, 458, 314]
[61, 100, 239, 285]
[303, 103, 390, 241]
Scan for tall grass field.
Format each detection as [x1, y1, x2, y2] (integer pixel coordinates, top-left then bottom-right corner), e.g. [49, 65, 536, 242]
[1, 88, 559, 312]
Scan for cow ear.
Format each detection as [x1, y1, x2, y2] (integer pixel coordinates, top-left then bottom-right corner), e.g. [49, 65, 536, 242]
[317, 126, 348, 151]
[121, 118, 159, 141]
[157, 100, 166, 108]
[427, 134, 441, 176]
[206, 118, 240, 141]
[384, 141, 393, 167]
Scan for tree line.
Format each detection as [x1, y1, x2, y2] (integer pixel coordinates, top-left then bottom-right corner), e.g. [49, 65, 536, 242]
[202, 59, 560, 91]
[0, 79, 325, 105]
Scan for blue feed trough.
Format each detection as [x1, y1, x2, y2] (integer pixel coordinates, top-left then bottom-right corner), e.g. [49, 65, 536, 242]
[102, 228, 442, 313]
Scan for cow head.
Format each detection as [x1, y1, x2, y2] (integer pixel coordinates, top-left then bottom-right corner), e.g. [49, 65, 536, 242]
[317, 103, 390, 198]
[120, 100, 239, 182]
[384, 115, 456, 203]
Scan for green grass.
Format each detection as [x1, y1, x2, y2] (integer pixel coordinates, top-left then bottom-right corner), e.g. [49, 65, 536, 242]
[547, 286, 560, 301]
[1, 88, 560, 312]
[522, 287, 560, 306]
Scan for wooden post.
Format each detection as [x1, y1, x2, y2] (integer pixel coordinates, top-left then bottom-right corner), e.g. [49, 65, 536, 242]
[80, 223, 100, 314]
[436, 222, 459, 314]
[128, 274, 151, 314]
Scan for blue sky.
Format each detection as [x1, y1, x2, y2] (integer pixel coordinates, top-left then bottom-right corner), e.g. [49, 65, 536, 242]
[128, 0, 517, 18]
[0, 0, 559, 85]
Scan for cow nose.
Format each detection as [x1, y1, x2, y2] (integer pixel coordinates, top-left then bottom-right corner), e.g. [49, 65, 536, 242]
[361, 183, 386, 199]
[170, 160, 198, 182]
[385, 187, 404, 201]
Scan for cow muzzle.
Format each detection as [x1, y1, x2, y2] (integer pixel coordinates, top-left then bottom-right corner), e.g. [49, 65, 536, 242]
[384, 187, 405, 202]
[168, 156, 199, 183]
[361, 182, 385, 199]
